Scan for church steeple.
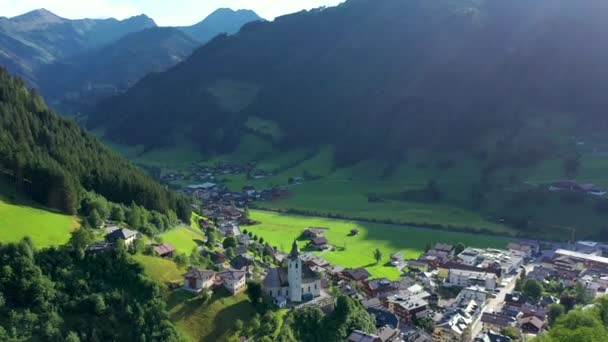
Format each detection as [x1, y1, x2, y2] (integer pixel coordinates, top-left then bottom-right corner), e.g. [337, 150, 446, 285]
[289, 239, 300, 258]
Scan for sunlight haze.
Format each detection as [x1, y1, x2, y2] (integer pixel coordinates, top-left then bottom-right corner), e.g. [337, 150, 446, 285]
[0, 0, 345, 25]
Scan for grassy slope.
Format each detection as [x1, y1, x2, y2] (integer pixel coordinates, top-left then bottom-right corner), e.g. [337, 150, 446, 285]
[0, 179, 77, 248]
[248, 210, 512, 279]
[132, 254, 185, 283]
[168, 290, 256, 342]
[160, 226, 205, 254]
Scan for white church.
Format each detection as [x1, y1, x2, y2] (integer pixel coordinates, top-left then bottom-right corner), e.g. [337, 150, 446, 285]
[263, 240, 321, 303]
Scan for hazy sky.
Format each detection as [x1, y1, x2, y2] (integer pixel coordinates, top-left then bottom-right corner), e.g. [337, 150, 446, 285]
[0, 0, 345, 26]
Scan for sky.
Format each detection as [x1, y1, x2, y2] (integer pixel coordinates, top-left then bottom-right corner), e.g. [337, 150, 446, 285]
[0, 0, 345, 26]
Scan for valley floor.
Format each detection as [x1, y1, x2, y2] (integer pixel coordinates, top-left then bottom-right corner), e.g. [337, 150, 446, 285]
[247, 210, 511, 279]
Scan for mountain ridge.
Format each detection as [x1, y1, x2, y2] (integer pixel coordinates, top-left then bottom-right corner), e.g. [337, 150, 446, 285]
[88, 0, 608, 165]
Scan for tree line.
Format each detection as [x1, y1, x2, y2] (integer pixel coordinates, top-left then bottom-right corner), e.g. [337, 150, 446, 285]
[0, 237, 181, 341]
[0, 68, 191, 220]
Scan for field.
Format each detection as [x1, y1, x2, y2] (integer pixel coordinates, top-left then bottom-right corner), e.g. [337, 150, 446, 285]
[247, 210, 512, 279]
[132, 254, 185, 284]
[104, 122, 608, 240]
[168, 290, 256, 342]
[0, 179, 77, 248]
[160, 226, 205, 254]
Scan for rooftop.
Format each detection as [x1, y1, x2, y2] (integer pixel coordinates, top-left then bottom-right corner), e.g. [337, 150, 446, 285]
[555, 249, 608, 265]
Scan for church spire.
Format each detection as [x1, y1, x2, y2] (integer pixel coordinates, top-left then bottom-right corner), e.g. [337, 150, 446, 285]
[289, 239, 300, 258]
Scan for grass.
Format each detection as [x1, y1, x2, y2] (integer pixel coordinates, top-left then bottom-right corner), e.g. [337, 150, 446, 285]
[0, 179, 78, 248]
[248, 210, 512, 279]
[159, 226, 205, 254]
[168, 290, 256, 342]
[132, 254, 185, 284]
[246, 116, 284, 142]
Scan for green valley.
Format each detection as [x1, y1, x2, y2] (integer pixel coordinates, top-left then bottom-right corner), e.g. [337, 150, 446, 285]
[247, 210, 511, 279]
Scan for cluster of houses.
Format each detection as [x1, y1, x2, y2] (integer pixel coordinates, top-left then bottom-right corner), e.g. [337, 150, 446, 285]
[87, 213, 608, 342]
[160, 162, 250, 183]
[161, 161, 281, 185]
[532, 241, 608, 298]
[187, 182, 289, 208]
[548, 180, 607, 197]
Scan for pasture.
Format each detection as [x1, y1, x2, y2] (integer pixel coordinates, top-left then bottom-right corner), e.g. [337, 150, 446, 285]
[247, 211, 512, 279]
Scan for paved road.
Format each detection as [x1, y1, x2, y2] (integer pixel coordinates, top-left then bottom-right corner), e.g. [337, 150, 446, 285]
[470, 267, 522, 340]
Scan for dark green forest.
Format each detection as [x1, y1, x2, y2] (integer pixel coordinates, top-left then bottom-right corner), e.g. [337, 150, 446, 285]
[0, 237, 181, 341]
[90, 0, 608, 165]
[0, 68, 191, 220]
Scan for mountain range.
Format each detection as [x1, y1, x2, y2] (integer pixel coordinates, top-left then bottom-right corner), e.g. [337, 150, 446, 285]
[88, 0, 608, 165]
[0, 8, 262, 112]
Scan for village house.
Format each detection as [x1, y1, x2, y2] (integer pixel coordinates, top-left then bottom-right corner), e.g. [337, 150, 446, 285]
[309, 236, 329, 250]
[347, 330, 382, 342]
[363, 278, 399, 298]
[183, 269, 216, 293]
[385, 290, 430, 324]
[153, 243, 175, 258]
[216, 270, 247, 295]
[368, 307, 400, 330]
[432, 308, 474, 342]
[182, 268, 247, 295]
[519, 316, 545, 334]
[390, 252, 404, 267]
[302, 227, 328, 239]
[263, 241, 322, 303]
[105, 228, 138, 247]
[480, 313, 516, 333]
[474, 331, 512, 342]
[344, 267, 372, 283]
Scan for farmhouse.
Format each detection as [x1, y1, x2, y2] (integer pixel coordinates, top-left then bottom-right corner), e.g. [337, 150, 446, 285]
[343, 267, 372, 282]
[105, 228, 138, 247]
[216, 270, 247, 295]
[309, 236, 328, 250]
[153, 243, 175, 258]
[302, 227, 328, 239]
[263, 241, 321, 303]
[182, 269, 247, 295]
[183, 269, 216, 293]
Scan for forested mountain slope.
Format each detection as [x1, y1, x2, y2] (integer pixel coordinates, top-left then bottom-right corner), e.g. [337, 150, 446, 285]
[0, 68, 190, 220]
[89, 0, 608, 165]
[37, 27, 200, 112]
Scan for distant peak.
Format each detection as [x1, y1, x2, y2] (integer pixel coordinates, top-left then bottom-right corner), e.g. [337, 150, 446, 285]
[122, 13, 156, 27]
[11, 8, 65, 22]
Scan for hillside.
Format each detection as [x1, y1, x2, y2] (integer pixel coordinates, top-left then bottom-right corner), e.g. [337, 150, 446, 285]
[0, 68, 190, 220]
[37, 27, 200, 112]
[0, 178, 77, 248]
[0, 9, 156, 86]
[89, 0, 608, 165]
[179, 8, 263, 42]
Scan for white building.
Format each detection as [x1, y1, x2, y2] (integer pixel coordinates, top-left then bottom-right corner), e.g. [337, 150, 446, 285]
[446, 268, 497, 290]
[455, 285, 489, 305]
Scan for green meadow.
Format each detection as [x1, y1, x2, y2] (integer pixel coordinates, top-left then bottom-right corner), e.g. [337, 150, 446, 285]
[132, 254, 185, 284]
[248, 210, 512, 279]
[160, 226, 205, 254]
[0, 179, 77, 248]
[168, 290, 256, 342]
